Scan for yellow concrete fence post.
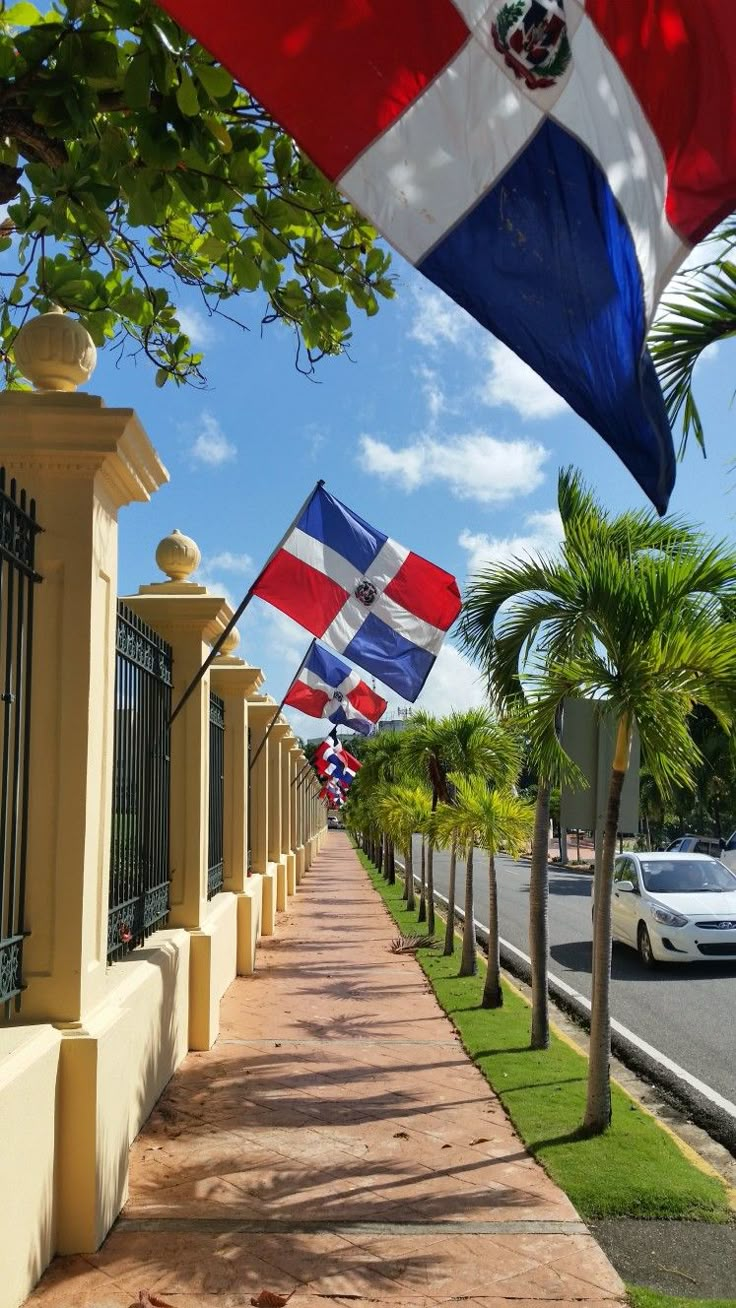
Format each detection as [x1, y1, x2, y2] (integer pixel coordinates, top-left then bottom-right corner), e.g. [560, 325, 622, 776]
[248, 696, 278, 935]
[209, 632, 265, 976]
[124, 533, 237, 1052]
[281, 732, 298, 897]
[267, 720, 288, 912]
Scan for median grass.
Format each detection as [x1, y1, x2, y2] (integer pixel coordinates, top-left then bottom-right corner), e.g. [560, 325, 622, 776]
[358, 851, 731, 1223]
[628, 1291, 736, 1308]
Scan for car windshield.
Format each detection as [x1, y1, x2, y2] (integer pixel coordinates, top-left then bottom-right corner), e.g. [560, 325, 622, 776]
[640, 859, 736, 893]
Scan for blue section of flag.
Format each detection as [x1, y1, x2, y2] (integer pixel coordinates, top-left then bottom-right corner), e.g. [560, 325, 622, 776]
[345, 613, 435, 702]
[329, 706, 375, 737]
[305, 640, 350, 689]
[297, 485, 387, 574]
[419, 119, 675, 514]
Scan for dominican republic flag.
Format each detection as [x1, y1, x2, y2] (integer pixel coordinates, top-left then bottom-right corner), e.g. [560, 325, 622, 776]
[315, 737, 361, 784]
[253, 484, 460, 700]
[154, 2, 736, 513]
[285, 641, 387, 737]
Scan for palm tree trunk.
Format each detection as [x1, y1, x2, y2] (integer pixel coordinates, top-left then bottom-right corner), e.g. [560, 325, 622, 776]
[418, 837, 427, 921]
[482, 852, 503, 1008]
[387, 840, 396, 885]
[459, 845, 476, 976]
[426, 842, 435, 935]
[584, 718, 630, 1134]
[529, 782, 551, 1049]
[405, 843, 415, 911]
[377, 833, 384, 876]
[443, 842, 457, 955]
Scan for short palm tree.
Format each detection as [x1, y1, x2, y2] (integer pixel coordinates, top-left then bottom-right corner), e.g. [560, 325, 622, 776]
[375, 785, 432, 913]
[527, 541, 736, 1132]
[462, 467, 697, 1050]
[437, 776, 533, 1008]
[360, 731, 407, 883]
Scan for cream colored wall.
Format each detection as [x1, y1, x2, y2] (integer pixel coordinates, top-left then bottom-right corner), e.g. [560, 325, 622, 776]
[188, 894, 238, 1051]
[0, 1028, 60, 1308]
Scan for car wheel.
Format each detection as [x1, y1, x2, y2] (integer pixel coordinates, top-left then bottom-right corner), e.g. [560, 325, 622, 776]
[637, 922, 657, 969]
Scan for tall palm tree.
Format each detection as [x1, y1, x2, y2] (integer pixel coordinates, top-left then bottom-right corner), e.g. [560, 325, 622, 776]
[437, 775, 533, 1008]
[462, 467, 697, 1049]
[402, 711, 453, 937]
[527, 541, 736, 1132]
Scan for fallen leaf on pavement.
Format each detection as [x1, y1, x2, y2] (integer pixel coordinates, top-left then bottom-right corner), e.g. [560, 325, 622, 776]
[251, 1291, 295, 1307]
[469, 1138, 489, 1146]
[393, 1131, 409, 1139]
[139, 1292, 176, 1308]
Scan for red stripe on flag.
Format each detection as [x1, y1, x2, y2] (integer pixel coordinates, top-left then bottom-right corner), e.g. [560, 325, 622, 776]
[347, 682, 387, 723]
[254, 550, 348, 635]
[384, 552, 461, 632]
[586, 0, 736, 243]
[156, 1, 468, 179]
[284, 680, 330, 717]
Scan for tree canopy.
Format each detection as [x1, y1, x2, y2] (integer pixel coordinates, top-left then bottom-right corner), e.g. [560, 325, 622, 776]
[0, 0, 394, 386]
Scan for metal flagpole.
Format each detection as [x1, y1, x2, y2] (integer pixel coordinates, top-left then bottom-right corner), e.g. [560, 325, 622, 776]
[291, 760, 312, 788]
[169, 480, 325, 726]
[248, 640, 314, 772]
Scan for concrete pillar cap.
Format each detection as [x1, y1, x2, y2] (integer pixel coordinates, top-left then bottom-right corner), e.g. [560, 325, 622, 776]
[14, 305, 97, 392]
[155, 528, 201, 581]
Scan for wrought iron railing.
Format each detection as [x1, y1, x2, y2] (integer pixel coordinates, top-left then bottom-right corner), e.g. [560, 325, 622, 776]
[246, 726, 252, 873]
[0, 469, 42, 1012]
[207, 691, 225, 897]
[108, 601, 172, 961]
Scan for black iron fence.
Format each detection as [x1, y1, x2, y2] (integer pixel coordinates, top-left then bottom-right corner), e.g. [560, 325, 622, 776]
[0, 469, 41, 1012]
[108, 601, 172, 961]
[208, 691, 225, 897]
[246, 726, 252, 873]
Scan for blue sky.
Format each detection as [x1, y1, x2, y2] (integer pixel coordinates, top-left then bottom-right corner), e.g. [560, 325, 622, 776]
[93, 248, 735, 742]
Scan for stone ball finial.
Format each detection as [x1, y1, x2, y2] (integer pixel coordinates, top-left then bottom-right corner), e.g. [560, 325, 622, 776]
[13, 306, 97, 392]
[219, 627, 240, 656]
[155, 529, 201, 582]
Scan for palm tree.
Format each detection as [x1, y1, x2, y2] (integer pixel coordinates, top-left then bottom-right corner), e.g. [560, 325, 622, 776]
[649, 220, 736, 456]
[359, 732, 407, 883]
[462, 467, 697, 1050]
[402, 711, 454, 937]
[376, 785, 432, 913]
[437, 775, 533, 1008]
[526, 540, 736, 1132]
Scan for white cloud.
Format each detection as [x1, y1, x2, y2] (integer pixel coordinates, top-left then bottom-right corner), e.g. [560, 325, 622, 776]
[459, 507, 564, 575]
[408, 283, 474, 349]
[190, 413, 236, 467]
[414, 363, 446, 424]
[358, 431, 548, 503]
[206, 551, 253, 574]
[410, 643, 487, 717]
[177, 304, 217, 346]
[480, 340, 569, 420]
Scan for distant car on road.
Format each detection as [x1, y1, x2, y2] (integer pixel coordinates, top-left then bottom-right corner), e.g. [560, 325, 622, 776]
[327, 815, 343, 830]
[594, 851, 736, 968]
[666, 834, 724, 859]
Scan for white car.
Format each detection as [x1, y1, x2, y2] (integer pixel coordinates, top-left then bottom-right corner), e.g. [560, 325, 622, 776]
[601, 851, 736, 967]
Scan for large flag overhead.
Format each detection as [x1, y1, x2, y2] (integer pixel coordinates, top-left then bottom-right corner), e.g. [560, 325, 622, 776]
[285, 640, 387, 736]
[253, 484, 461, 700]
[155, 1, 736, 513]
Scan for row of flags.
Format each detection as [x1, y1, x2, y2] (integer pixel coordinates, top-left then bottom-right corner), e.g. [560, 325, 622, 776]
[156, 1, 736, 513]
[315, 731, 362, 807]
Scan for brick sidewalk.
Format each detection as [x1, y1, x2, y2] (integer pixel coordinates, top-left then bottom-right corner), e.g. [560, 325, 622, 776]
[29, 834, 625, 1307]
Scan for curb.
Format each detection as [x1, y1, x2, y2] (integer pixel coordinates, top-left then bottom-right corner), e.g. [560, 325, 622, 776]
[398, 862, 736, 1158]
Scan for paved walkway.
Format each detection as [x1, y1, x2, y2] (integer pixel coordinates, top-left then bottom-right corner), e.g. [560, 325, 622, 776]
[29, 835, 625, 1307]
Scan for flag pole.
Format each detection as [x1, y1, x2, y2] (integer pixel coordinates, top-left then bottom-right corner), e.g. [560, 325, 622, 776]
[291, 760, 312, 788]
[248, 640, 314, 772]
[169, 480, 325, 726]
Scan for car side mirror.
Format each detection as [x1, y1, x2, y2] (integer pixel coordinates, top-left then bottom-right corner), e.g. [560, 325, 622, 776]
[617, 880, 635, 894]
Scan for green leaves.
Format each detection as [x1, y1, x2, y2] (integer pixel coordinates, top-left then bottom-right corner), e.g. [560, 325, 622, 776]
[0, 0, 394, 387]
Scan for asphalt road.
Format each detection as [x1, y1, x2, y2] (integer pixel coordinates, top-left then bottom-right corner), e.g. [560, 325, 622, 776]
[411, 836, 736, 1106]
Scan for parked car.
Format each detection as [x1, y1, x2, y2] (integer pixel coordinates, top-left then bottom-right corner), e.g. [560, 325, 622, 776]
[666, 834, 724, 858]
[594, 851, 736, 967]
[327, 814, 343, 830]
[720, 831, 736, 875]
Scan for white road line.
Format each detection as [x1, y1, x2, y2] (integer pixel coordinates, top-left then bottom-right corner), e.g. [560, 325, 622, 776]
[399, 864, 736, 1122]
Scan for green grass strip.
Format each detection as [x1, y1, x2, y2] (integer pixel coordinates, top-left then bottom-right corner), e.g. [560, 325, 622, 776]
[628, 1289, 736, 1308]
[358, 851, 730, 1222]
